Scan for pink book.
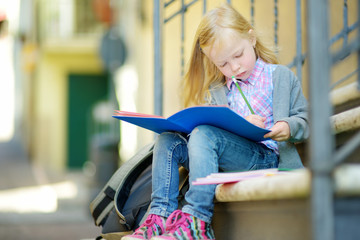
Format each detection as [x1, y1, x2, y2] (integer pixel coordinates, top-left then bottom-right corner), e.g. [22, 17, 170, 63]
[192, 168, 289, 185]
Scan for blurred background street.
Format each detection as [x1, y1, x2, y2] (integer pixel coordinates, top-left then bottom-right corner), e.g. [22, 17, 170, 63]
[0, 0, 144, 239]
[0, 139, 101, 240]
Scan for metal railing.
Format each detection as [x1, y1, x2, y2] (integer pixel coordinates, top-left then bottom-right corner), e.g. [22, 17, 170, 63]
[153, 0, 360, 239]
[307, 1, 334, 239]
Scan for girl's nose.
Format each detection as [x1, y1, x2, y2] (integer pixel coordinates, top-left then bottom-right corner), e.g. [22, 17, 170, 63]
[230, 61, 240, 74]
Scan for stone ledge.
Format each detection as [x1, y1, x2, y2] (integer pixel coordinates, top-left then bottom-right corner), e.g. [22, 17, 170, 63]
[331, 82, 360, 108]
[332, 106, 360, 134]
[215, 164, 360, 202]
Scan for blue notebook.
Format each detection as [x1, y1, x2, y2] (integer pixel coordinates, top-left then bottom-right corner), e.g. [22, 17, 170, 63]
[113, 105, 270, 142]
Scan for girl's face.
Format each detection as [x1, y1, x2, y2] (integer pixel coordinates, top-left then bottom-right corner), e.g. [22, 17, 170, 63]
[202, 29, 257, 80]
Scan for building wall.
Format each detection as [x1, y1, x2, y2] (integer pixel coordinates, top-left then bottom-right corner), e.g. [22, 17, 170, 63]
[33, 40, 103, 171]
[113, 1, 155, 162]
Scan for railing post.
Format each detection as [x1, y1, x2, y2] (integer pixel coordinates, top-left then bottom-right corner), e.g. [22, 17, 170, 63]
[358, 0, 360, 90]
[306, 0, 335, 240]
[180, 0, 185, 76]
[154, 0, 164, 116]
[295, 0, 302, 83]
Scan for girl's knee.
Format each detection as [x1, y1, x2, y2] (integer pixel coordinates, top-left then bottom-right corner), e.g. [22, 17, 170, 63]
[156, 132, 187, 148]
[189, 125, 216, 140]
[157, 132, 178, 143]
[188, 125, 218, 147]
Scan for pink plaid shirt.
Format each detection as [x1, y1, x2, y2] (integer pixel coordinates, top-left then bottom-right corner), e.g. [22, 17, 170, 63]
[226, 58, 278, 154]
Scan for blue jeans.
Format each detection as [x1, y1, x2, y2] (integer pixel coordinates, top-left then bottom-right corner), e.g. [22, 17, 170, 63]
[148, 125, 278, 223]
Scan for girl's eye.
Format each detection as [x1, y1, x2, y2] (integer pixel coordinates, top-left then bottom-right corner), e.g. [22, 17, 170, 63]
[220, 62, 227, 68]
[235, 52, 243, 58]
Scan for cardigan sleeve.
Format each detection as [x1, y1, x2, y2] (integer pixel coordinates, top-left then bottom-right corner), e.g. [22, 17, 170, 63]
[272, 65, 310, 143]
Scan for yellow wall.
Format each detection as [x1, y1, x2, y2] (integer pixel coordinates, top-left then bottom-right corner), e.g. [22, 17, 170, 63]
[330, 0, 359, 88]
[33, 40, 103, 171]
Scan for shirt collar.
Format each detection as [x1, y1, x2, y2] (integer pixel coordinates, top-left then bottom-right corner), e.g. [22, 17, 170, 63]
[226, 58, 265, 89]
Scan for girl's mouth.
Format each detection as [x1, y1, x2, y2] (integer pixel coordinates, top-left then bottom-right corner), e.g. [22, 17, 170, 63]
[236, 72, 246, 79]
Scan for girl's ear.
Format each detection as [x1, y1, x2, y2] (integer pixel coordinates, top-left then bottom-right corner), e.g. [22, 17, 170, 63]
[248, 29, 257, 47]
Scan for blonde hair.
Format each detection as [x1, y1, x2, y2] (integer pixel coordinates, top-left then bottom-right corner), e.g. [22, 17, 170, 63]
[181, 3, 278, 108]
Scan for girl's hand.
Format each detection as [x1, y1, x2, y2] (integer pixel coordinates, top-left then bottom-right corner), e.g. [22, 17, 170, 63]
[264, 121, 290, 141]
[245, 115, 266, 129]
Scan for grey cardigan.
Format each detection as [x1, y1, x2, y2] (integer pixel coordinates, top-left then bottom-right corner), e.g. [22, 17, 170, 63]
[208, 65, 309, 169]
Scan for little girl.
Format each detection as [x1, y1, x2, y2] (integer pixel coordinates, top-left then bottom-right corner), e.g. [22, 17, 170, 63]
[124, 3, 309, 240]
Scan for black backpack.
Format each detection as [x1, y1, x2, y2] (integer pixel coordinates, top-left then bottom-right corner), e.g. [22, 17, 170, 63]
[90, 142, 189, 240]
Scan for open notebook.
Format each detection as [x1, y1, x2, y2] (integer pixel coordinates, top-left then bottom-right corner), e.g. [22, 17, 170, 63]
[192, 168, 290, 185]
[113, 105, 270, 142]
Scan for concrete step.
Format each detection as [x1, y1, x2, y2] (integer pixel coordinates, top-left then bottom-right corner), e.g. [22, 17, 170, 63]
[212, 165, 360, 240]
[212, 197, 360, 240]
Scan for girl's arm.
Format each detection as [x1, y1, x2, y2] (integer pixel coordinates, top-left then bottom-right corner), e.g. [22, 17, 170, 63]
[281, 78, 309, 142]
[272, 65, 310, 143]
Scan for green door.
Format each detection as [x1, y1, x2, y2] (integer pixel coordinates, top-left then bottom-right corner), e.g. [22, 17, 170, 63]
[67, 73, 109, 168]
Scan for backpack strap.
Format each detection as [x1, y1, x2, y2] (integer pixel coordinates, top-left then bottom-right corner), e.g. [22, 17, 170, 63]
[91, 186, 116, 224]
[90, 142, 155, 226]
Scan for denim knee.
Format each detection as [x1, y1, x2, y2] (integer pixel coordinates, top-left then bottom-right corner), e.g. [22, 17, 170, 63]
[156, 132, 179, 146]
[188, 125, 219, 150]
